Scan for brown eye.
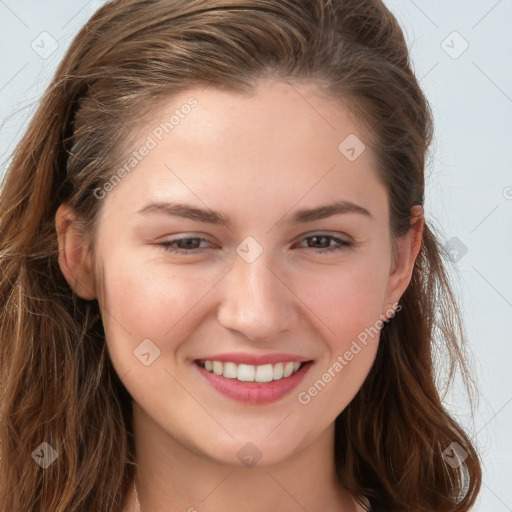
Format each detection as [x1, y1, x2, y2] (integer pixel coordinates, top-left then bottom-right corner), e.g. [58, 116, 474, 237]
[158, 237, 211, 255]
[299, 234, 352, 254]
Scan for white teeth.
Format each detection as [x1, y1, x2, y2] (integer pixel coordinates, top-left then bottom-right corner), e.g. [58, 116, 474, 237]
[273, 362, 284, 380]
[255, 364, 273, 383]
[223, 362, 238, 379]
[212, 361, 223, 375]
[237, 363, 255, 382]
[200, 360, 304, 382]
[283, 362, 294, 378]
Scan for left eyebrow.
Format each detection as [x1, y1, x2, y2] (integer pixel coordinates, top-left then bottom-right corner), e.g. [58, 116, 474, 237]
[136, 199, 372, 227]
[289, 200, 372, 223]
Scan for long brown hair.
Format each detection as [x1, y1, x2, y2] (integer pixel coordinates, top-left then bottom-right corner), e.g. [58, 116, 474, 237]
[0, 1, 482, 510]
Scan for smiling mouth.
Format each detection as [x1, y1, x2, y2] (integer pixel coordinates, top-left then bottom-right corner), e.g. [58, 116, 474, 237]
[195, 359, 308, 383]
[194, 358, 314, 404]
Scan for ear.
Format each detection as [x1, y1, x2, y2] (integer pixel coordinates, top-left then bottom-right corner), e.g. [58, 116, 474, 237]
[382, 205, 424, 318]
[55, 203, 97, 300]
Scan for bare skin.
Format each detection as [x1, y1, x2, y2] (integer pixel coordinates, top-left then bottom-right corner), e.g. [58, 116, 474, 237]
[56, 79, 423, 512]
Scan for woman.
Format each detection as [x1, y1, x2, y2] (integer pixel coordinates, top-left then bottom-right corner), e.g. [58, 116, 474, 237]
[0, 1, 482, 511]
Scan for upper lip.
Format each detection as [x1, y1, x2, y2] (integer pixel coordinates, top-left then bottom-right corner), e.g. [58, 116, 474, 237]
[195, 352, 313, 365]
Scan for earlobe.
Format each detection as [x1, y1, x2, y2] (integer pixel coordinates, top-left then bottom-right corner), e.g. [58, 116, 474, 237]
[55, 204, 97, 300]
[382, 206, 424, 316]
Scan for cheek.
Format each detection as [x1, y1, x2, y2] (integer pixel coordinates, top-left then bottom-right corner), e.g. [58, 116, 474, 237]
[98, 254, 215, 362]
[291, 254, 390, 413]
[104, 260, 215, 340]
[100, 246, 390, 345]
[293, 254, 390, 346]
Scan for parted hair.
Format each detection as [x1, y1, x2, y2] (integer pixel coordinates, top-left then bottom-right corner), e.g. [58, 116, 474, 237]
[0, 1, 481, 510]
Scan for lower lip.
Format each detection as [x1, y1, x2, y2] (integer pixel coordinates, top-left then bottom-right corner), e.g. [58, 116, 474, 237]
[194, 361, 313, 405]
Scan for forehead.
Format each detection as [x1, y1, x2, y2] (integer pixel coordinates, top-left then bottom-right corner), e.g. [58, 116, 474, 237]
[98, 79, 387, 225]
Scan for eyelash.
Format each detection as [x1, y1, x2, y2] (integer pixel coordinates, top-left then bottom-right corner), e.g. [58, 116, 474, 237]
[157, 234, 352, 255]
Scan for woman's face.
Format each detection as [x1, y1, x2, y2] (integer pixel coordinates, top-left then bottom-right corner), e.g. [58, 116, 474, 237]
[58, 79, 421, 466]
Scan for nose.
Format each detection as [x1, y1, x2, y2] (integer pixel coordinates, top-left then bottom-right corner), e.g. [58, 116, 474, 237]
[217, 249, 299, 341]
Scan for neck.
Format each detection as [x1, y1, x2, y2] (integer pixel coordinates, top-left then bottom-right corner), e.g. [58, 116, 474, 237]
[129, 401, 356, 512]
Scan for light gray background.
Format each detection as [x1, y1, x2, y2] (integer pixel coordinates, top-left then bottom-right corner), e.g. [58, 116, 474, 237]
[0, 1, 510, 510]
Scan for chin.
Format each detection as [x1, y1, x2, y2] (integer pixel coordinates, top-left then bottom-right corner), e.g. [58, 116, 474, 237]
[188, 430, 310, 469]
